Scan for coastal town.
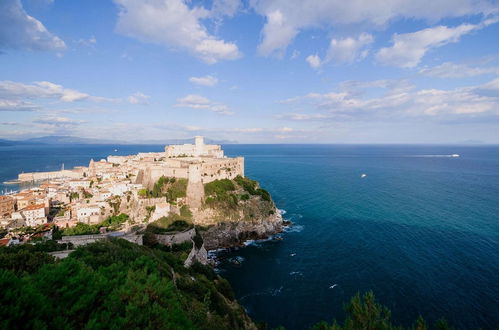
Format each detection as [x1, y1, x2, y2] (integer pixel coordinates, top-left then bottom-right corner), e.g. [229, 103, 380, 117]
[0, 137, 248, 247]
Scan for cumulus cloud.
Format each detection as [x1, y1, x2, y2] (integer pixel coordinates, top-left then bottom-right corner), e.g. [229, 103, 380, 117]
[251, 0, 496, 57]
[376, 19, 498, 68]
[419, 61, 499, 78]
[127, 92, 150, 104]
[306, 33, 374, 69]
[189, 75, 219, 87]
[279, 78, 499, 120]
[174, 94, 233, 115]
[327, 33, 374, 64]
[114, 0, 241, 63]
[305, 54, 321, 69]
[0, 0, 66, 52]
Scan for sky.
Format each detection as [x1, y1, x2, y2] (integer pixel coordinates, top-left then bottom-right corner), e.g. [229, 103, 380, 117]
[1, 0, 499, 144]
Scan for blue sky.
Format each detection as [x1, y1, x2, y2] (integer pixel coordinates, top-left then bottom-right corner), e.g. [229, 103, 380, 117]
[1, 0, 499, 143]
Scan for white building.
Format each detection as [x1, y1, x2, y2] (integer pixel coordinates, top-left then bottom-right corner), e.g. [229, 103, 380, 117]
[76, 205, 101, 224]
[67, 179, 92, 189]
[165, 136, 224, 158]
[21, 204, 47, 227]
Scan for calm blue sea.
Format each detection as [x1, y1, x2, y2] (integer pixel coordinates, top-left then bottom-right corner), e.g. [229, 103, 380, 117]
[1, 144, 498, 329]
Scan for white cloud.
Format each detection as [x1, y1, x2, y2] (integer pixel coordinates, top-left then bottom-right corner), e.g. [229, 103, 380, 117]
[78, 36, 97, 48]
[306, 33, 374, 69]
[257, 9, 298, 57]
[0, 0, 66, 52]
[419, 61, 499, 78]
[175, 94, 233, 115]
[0, 99, 39, 112]
[326, 33, 373, 64]
[479, 77, 499, 91]
[0, 81, 90, 102]
[376, 20, 497, 68]
[210, 0, 241, 18]
[0, 80, 120, 112]
[114, 0, 241, 63]
[280, 78, 499, 120]
[251, 0, 496, 57]
[305, 54, 321, 69]
[33, 116, 85, 127]
[189, 75, 219, 87]
[128, 92, 150, 104]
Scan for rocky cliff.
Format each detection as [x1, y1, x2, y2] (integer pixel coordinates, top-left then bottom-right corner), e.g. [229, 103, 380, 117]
[191, 176, 283, 250]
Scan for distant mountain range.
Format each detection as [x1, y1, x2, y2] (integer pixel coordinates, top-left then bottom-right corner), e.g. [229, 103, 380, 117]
[0, 136, 237, 146]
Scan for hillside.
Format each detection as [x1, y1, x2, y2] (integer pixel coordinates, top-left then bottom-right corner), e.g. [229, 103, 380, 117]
[0, 238, 255, 329]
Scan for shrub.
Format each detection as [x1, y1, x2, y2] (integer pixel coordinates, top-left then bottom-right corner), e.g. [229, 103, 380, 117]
[100, 213, 129, 231]
[180, 205, 192, 219]
[62, 222, 100, 236]
[205, 179, 236, 196]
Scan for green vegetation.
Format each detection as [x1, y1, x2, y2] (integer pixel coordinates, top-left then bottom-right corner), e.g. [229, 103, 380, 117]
[204, 177, 272, 211]
[69, 192, 79, 201]
[180, 205, 193, 219]
[82, 190, 93, 199]
[141, 176, 188, 203]
[62, 213, 129, 236]
[108, 196, 121, 215]
[235, 175, 271, 201]
[310, 291, 453, 330]
[146, 214, 193, 234]
[205, 179, 235, 196]
[100, 213, 129, 231]
[0, 239, 251, 329]
[204, 179, 239, 208]
[0, 239, 455, 330]
[62, 222, 100, 236]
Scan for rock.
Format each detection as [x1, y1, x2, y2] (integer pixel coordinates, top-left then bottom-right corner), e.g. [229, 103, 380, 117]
[184, 241, 209, 266]
[201, 212, 283, 250]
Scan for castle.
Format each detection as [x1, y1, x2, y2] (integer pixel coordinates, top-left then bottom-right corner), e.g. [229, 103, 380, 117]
[15, 136, 244, 209]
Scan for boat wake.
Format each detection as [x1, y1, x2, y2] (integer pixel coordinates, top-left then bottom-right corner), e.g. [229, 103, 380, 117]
[405, 154, 460, 158]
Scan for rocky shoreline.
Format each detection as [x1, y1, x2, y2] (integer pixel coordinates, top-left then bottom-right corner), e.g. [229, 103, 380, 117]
[201, 210, 285, 250]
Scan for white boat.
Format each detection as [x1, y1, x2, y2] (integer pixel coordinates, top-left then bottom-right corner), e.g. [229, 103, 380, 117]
[451, 154, 460, 157]
[361, 174, 367, 178]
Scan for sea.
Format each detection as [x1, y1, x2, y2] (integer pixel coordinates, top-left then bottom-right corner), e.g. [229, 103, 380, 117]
[1, 144, 498, 329]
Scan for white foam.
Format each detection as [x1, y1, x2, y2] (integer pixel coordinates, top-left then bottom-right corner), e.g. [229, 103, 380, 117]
[284, 224, 304, 233]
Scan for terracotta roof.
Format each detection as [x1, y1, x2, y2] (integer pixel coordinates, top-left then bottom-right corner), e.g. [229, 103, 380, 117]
[22, 204, 45, 211]
[0, 196, 14, 201]
[0, 238, 10, 247]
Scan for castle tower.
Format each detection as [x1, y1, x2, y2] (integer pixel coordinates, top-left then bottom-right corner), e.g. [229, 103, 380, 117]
[194, 136, 204, 157]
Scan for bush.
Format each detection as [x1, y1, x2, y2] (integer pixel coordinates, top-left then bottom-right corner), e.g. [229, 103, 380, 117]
[146, 215, 193, 234]
[62, 222, 100, 236]
[204, 179, 240, 208]
[234, 175, 257, 195]
[180, 205, 192, 219]
[100, 213, 129, 231]
[205, 179, 236, 196]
